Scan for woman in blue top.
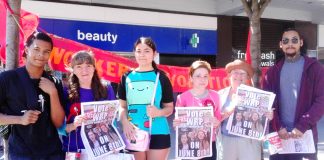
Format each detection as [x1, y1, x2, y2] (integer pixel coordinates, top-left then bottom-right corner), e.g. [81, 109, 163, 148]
[118, 37, 174, 160]
[61, 51, 116, 159]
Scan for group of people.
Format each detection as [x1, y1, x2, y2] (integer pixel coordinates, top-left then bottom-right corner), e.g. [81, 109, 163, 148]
[0, 27, 322, 160]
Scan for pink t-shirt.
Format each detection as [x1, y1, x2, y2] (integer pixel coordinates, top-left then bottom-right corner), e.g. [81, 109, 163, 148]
[176, 89, 221, 141]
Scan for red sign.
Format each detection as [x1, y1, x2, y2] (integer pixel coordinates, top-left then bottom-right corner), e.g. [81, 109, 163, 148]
[48, 34, 230, 92]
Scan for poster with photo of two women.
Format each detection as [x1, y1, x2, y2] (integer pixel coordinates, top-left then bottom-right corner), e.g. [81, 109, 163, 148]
[226, 84, 276, 140]
[80, 100, 134, 160]
[175, 106, 213, 159]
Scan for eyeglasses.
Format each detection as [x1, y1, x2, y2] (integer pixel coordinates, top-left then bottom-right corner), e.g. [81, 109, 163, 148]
[281, 37, 299, 45]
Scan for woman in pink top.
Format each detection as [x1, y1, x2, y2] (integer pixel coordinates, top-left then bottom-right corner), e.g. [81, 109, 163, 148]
[174, 60, 221, 160]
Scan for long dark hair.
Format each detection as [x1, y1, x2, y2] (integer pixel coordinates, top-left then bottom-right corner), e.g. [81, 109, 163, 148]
[23, 32, 53, 57]
[133, 37, 159, 70]
[178, 131, 189, 150]
[68, 51, 107, 102]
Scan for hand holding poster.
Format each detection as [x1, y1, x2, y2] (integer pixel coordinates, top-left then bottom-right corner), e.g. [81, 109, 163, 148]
[279, 130, 315, 154]
[227, 85, 276, 140]
[175, 107, 213, 159]
[80, 100, 126, 159]
[265, 132, 283, 155]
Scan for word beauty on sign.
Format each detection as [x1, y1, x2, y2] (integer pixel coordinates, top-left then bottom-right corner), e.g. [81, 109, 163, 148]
[77, 30, 118, 44]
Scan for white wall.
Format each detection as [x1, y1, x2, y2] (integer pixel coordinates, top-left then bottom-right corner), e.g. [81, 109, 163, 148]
[237, 6, 312, 22]
[28, 0, 324, 25]
[319, 25, 324, 47]
[21, 1, 217, 30]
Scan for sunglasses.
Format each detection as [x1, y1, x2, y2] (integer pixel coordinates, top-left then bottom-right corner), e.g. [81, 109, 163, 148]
[281, 37, 299, 45]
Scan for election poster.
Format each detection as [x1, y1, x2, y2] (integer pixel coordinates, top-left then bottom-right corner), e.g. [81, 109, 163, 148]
[175, 107, 213, 159]
[227, 85, 276, 140]
[80, 100, 126, 159]
[279, 130, 315, 154]
[265, 130, 315, 155]
[265, 132, 283, 155]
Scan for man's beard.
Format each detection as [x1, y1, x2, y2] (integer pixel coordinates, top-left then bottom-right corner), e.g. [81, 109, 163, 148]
[284, 47, 299, 58]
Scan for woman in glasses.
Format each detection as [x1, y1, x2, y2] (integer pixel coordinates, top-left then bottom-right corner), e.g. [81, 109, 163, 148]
[217, 59, 273, 160]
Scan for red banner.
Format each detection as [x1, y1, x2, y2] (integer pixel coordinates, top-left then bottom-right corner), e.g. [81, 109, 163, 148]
[0, 0, 39, 65]
[49, 35, 230, 92]
[49, 35, 137, 83]
[0, 0, 7, 61]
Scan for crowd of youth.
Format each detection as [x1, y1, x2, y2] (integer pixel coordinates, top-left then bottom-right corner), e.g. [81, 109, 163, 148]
[0, 28, 323, 160]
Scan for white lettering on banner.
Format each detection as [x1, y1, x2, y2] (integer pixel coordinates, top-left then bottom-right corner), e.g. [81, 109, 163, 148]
[108, 141, 123, 150]
[179, 149, 195, 157]
[190, 141, 200, 149]
[186, 110, 204, 126]
[93, 112, 108, 122]
[77, 30, 118, 44]
[93, 145, 109, 156]
[231, 126, 247, 134]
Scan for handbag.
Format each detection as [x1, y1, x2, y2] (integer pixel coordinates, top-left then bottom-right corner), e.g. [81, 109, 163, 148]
[65, 152, 81, 160]
[122, 72, 160, 151]
[122, 128, 150, 152]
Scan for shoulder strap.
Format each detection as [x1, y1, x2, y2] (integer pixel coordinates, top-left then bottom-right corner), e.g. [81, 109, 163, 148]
[149, 72, 160, 134]
[150, 72, 160, 106]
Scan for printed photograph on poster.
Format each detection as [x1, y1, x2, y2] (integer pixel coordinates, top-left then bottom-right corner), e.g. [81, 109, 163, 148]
[226, 85, 276, 140]
[175, 107, 213, 159]
[278, 130, 316, 154]
[265, 132, 283, 155]
[80, 100, 126, 159]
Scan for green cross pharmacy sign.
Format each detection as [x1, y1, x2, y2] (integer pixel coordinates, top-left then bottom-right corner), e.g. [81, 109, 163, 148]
[190, 33, 199, 48]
